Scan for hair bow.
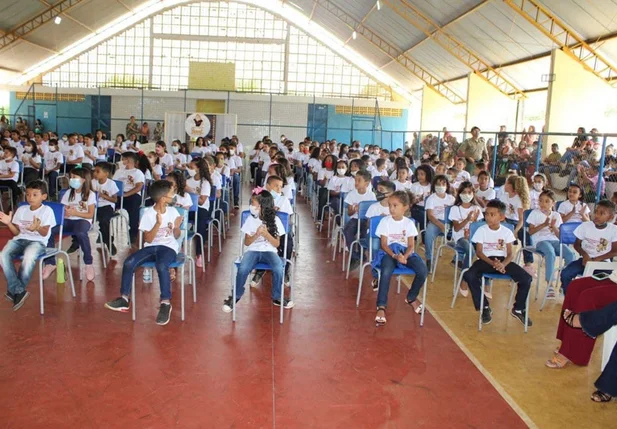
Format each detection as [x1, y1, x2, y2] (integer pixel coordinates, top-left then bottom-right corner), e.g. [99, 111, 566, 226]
[252, 186, 264, 195]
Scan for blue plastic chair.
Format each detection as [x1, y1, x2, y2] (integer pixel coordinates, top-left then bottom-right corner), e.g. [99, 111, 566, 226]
[451, 221, 530, 332]
[358, 216, 427, 326]
[430, 206, 459, 290]
[190, 152, 202, 159]
[131, 207, 194, 321]
[16, 201, 76, 315]
[347, 199, 377, 279]
[539, 221, 581, 310]
[232, 211, 292, 324]
[106, 148, 115, 163]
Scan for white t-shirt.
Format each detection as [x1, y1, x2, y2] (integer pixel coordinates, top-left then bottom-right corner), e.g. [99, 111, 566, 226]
[273, 194, 293, 215]
[344, 189, 377, 219]
[91, 178, 119, 210]
[61, 190, 97, 223]
[308, 158, 321, 172]
[449, 205, 484, 242]
[159, 154, 174, 172]
[472, 224, 515, 258]
[366, 202, 390, 218]
[341, 177, 355, 193]
[124, 140, 141, 153]
[476, 187, 496, 207]
[528, 209, 562, 244]
[65, 145, 85, 163]
[186, 178, 211, 210]
[21, 152, 41, 170]
[44, 151, 63, 173]
[456, 170, 471, 183]
[393, 180, 412, 191]
[229, 155, 243, 170]
[470, 175, 494, 188]
[317, 169, 334, 183]
[174, 192, 193, 209]
[151, 164, 163, 179]
[96, 140, 110, 160]
[11, 204, 56, 243]
[375, 215, 418, 248]
[327, 175, 349, 192]
[371, 168, 389, 179]
[139, 206, 181, 253]
[242, 214, 286, 253]
[113, 168, 145, 195]
[210, 171, 223, 191]
[501, 193, 523, 221]
[173, 153, 189, 168]
[558, 200, 591, 223]
[0, 159, 19, 181]
[425, 193, 455, 221]
[574, 221, 617, 260]
[530, 189, 542, 210]
[82, 145, 98, 165]
[249, 149, 261, 163]
[410, 183, 431, 207]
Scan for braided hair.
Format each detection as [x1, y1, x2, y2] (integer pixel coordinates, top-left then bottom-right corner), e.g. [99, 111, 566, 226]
[253, 191, 278, 239]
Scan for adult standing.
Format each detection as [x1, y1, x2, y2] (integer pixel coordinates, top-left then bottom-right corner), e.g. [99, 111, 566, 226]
[458, 126, 488, 174]
[125, 116, 139, 139]
[140, 122, 150, 144]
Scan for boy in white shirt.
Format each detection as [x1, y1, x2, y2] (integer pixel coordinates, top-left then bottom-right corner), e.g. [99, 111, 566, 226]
[64, 134, 84, 174]
[0, 147, 21, 207]
[475, 171, 496, 212]
[343, 170, 377, 270]
[113, 152, 145, 243]
[470, 161, 494, 189]
[463, 199, 533, 327]
[366, 180, 395, 290]
[560, 200, 617, 293]
[0, 180, 56, 310]
[82, 133, 98, 169]
[371, 158, 389, 179]
[374, 190, 427, 326]
[105, 180, 183, 325]
[229, 142, 243, 208]
[92, 162, 119, 255]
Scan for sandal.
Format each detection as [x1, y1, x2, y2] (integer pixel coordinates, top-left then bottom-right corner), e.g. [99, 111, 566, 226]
[545, 354, 570, 369]
[591, 390, 613, 403]
[170, 268, 177, 282]
[562, 309, 582, 329]
[375, 306, 387, 326]
[405, 298, 423, 314]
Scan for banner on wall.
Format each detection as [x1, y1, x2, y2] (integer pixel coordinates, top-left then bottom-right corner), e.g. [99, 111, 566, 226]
[164, 112, 237, 145]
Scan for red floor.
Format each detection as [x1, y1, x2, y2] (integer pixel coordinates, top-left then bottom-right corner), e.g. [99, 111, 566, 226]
[0, 193, 528, 429]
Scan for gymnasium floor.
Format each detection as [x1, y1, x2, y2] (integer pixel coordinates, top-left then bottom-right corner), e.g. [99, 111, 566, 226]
[0, 189, 612, 428]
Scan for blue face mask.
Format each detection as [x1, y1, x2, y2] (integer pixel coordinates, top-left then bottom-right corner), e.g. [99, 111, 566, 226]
[270, 190, 280, 200]
[69, 178, 82, 190]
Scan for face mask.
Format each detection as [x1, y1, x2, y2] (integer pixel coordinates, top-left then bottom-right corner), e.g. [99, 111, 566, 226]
[168, 196, 178, 207]
[69, 178, 82, 189]
[49, 147, 57, 153]
[533, 183, 544, 192]
[4, 157, 12, 162]
[188, 169, 197, 177]
[435, 186, 447, 194]
[249, 205, 260, 217]
[351, 170, 357, 176]
[172, 146, 179, 154]
[230, 149, 235, 155]
[461, 193, 474, 203]
[367, 161, 372, 167]
[62, 136, 68, 142]
[337, 168, 347, 176]
[25, 147, 32, 153]
[270, 190, 281, 200]
[376, 191, 387, 202]
[324, 161, 333, 169]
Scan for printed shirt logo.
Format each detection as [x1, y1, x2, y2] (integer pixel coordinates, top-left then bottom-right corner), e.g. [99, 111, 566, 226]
[389, 230, 407, 245]
[127, 175, 135, 185]
[583, 236, 609, 255]
[597, 238, 609, 253]
[155, 222, 174, 241]
[484, 239, 506, 252]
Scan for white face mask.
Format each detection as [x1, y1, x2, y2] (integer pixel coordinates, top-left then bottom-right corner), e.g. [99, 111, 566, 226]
[172, 146, 179, 154]
[435, 186, 447, 195]
[337, 168, 347, 176]
[533, 183, 544, 192]
[188, 169, 197, 177]
[229, 149, 235, 155]
[461, 193, 474, 203]
[351, 170, 357, 176]
[249, 205, 260, 217]
[49, 147, 57, 153]
[25, 147, 32, 153]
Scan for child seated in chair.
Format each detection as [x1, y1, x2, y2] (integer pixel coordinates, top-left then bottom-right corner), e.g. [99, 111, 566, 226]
[0, 180, 55, 311]
[223, 189, 294, 313]
[374, 191, 427, 326]
[366, 180, 395, 291]
[462, 199, 533, 327]
[105, 180, 182, 326]
[0, 146, 21, 207]
[343, 170, 376, 271]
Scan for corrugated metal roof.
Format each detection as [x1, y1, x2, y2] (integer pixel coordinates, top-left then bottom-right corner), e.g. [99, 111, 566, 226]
[364, 6, 426, 51]
[409, 39, 471, 80]
[540, 0, 617, 40]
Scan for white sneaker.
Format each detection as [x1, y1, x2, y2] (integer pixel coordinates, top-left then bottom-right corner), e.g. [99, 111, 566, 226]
[42, 265, 56, 280]
[85, 265, 95, 282]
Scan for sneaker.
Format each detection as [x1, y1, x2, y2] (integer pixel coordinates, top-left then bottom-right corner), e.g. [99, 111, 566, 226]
[12, 291, 30, 311]
[481, 307, 493, 325]
[284, 272, 291, 288]
[426, 260, 432, 274]
[156, 303, 172, 325]
[349, 258, 361, 272]
[371, 278, 379, 291]
[42, 264, 56, 280]
[4, 291, 14, 302]
[546, 287, 556, 299]
[195, 255, 203, 268]
[511, 308, 533, 327]
[67, 242, 79, 254]
[251, 271, 264, 288]
[222, 295, 239, 313]
[523, 264, 537, 279]
[111, 244, 117, 257]
[104, 297, 130, 312]
[85, 265, 95, 282]
[272, 298, 295, 309]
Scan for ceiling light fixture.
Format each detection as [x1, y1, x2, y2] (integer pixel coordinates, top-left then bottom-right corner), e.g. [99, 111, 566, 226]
[352, 31, 357, 40]
[376, 1, 381, 11]
[54, 16, 62, 25]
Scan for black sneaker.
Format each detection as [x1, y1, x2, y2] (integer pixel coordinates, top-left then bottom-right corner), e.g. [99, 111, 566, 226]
[481, 307, 493, 325]
[250, 271, 264, 288]
[222, 295, 239, 313]
[272, 298, 295, 309]
[104, 297, 130, 312]
[156, 303, 172, 325]
[4, 291, 14, 302]
[12, 291, 30, 311]
[371, 279, 379, 291]
[511, 308, 533, 327]
[67, 241, 79, 254]
[426, 260, 432, 274]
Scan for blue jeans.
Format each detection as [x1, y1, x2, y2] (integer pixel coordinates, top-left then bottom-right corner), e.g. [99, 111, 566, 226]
[232, 173, 240, 205]
[47, 170, 58, 197]
[46, 219, 93, 265]
[535, 240, 575, 283]
[455, 238, 474, 268]
[424, 222, 443, 262]
[235, 251, 283, 301]
[120, 245, 177, 301]
[411, 205, 425, 243]
[376, 253, 427, 308]
[0, 239, 45, 295]
[195, 207, 211, 257]
[560, 258, 610, 293]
